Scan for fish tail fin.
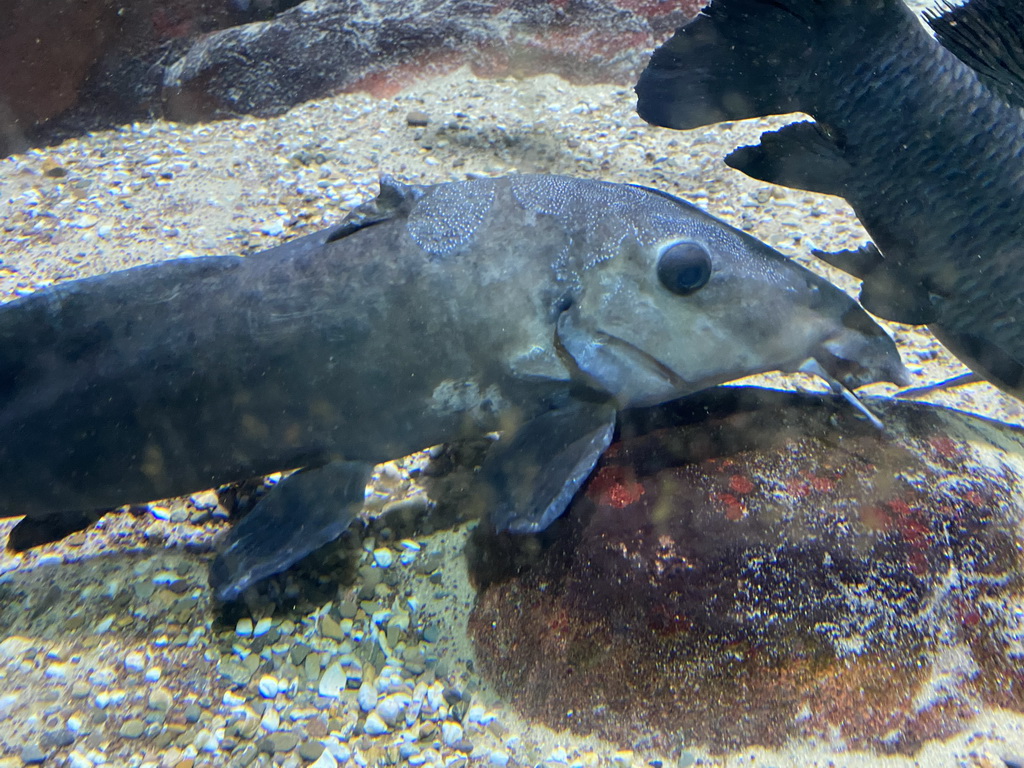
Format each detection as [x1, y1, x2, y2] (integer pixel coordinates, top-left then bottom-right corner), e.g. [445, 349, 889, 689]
[636, 0, 899, 129]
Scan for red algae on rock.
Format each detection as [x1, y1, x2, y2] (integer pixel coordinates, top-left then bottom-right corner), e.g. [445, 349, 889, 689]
[467, 387, 1024, 755]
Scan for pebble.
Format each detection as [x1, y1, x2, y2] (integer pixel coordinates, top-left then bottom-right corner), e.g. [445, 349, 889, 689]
[489, 751, 510, 766]
[357, 681, 378, 712]
[124, 652, 146, 672]
[236, 618, 254, 638]
[253, 617, 273, 636]
[440, 721, 464, 747]
[406, 110, 430, 127]
[319, 616, 344, 641]
[376, 693, 411, 726]
[318, 663, 347, 698]
[148, 688, 173, 711]
[373, 548, 394, 567]
[19, 745, 47, 765]
[119, 719, 146, 739]
[298, 741, 325, 761]
[258, 675, 280, 698]
[44, 662, 69, 680]
[260, 705, 281, 733]
[363, 712, 388, 735]
[309, 750, 339, 768]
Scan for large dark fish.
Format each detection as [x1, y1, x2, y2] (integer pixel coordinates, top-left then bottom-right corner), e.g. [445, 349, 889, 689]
[0, 174, 906, 600]
[635, 0, 1024, 399]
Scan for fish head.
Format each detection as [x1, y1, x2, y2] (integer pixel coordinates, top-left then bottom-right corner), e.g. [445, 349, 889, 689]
[558, 184, 908, 409]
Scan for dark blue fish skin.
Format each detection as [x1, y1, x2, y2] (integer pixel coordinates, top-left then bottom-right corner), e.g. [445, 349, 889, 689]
[0, 174, 905, 598]
[636, 0, 1024, 399]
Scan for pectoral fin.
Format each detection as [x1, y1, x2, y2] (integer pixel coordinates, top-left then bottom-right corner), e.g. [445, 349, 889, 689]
[813, 243, 884, 281]
[725, 121, 851, 197]
[858, 269, 937, 325]
[209, 461, 373, 601]
[481, 401, 616, 534]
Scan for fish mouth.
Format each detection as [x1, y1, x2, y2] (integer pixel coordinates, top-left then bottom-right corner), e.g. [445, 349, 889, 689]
[795, 319, 910, 429]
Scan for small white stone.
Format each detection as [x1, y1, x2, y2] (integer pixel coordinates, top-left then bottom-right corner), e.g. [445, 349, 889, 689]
[489, 751, 510, 767]
[223, 690, 246, 707]
[318, 663, 346, 698]
[45, 662, 69, 680]
[440, 721, 463, 746]
[235, 618, 254, 637]
[258, 675, 279, 698]
[124, 652, 146, 673]
[375, 693, 411, 726]
[66, 751, 94, 768]
[363, 711, 388, 735]
[149, 505, 172, 520]
[357, 681, 378, 712]
[310, 751, 339, 768]
[253, 617, 273, 636]
[260, 705, 280, 732]
[144, 666, 162, 682]
[372, 548, 394, 567]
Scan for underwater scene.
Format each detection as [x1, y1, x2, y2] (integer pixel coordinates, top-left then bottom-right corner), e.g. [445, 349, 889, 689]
[2, 0, 1024, 766]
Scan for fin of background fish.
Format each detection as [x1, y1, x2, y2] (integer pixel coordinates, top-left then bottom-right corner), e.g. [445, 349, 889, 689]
[7, 509, 106, 551]
[481, 401, 617, 534]
[811, 243, 883, 281]
[209, 460, 373, 601]
[930, 326, 1024, 395]
[725, 122, 852, 197]
[925, 0, 1024, 110]
[856, 267, 937, 325]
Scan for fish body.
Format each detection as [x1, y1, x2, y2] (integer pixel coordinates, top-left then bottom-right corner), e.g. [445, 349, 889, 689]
[635, 0, 1024, 398]
[0, 174, 905, 598]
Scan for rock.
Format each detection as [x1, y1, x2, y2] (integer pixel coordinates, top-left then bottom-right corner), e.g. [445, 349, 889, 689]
[363, 712, 388, 735]
[406, 110, 430, 127]
[258, 675, 280, 698]
[298, 741, 325, 761]
[319, 616, 344, 641]
[440, 721, 463, 747]
[357, 681, 377, 712]
[119, 719, 146, 739]
[19, 744, 47, 765]
[469, 387, 1024, 753]
[161, 0, 700, 121]
[0, 0, 118, 154]
[317, 663, 346, 698]
[309, 749, 339, 768]
[375, 693, 411, 726]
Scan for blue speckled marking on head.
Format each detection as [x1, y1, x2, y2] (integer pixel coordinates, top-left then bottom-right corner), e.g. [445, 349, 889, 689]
[407, 180, 497, 257]
[508, 175, 736, 286]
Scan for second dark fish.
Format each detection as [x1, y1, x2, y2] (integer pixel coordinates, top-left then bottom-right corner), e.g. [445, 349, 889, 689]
[635, 0, 1024, 400]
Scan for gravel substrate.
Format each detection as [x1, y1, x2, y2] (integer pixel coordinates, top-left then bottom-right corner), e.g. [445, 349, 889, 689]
[1, 54, 1023, 768]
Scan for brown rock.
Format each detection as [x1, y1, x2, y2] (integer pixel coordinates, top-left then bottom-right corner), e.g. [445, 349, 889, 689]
[161, 0, 702, 121]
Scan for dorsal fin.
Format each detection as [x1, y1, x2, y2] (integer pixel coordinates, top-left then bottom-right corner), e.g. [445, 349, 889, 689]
[925, 0, 1024, 110]
[326, 174, 422, 243]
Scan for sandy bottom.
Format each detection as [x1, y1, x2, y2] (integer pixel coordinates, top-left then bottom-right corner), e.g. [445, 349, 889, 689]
[0, 66, 1022, 768]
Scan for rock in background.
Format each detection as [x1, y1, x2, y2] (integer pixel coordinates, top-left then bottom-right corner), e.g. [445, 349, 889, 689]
[2, 0, 699, 155]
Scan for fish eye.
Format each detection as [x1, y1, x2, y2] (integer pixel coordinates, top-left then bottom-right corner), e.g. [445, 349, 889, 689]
[657, 242, 712, 295]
